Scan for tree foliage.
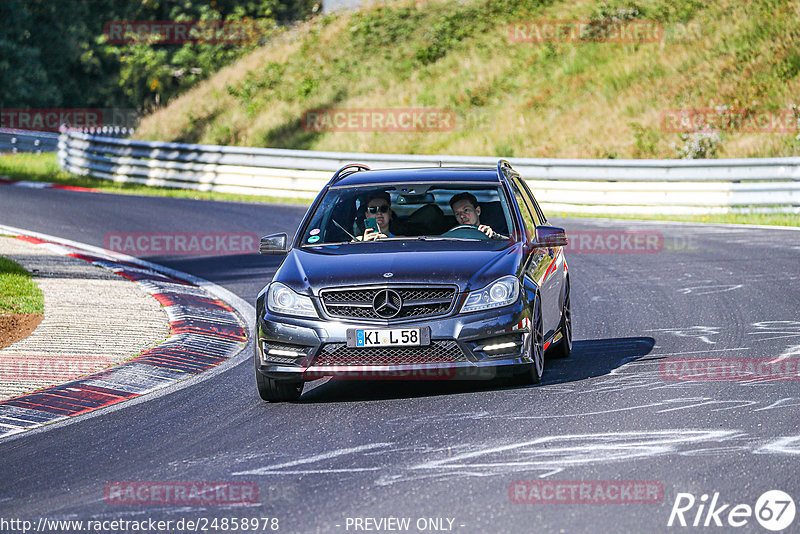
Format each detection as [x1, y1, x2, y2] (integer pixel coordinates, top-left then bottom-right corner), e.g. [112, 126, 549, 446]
[0, 0, 316, 112]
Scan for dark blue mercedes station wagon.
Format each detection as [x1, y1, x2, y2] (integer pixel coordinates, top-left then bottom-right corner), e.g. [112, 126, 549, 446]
[255, 160, 571, 401]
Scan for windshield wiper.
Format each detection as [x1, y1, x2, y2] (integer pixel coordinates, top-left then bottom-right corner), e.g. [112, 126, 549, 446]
[331, 219, 357, 241]
[415, 236, 482, 241]
[302, 241, 348, 247]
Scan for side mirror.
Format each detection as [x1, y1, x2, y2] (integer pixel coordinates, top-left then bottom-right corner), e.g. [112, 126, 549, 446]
[259, 233, 288, 255]
[533, 226, 568, 248]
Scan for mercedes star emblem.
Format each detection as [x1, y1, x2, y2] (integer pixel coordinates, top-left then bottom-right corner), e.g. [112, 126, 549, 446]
[372, 289, 402, 319]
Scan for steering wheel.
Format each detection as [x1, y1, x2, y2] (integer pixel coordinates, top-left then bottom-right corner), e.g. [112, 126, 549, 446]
[441, 224, 488, 239]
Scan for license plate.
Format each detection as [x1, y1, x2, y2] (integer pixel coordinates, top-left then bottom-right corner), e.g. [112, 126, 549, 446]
[347, 327, 430, 348]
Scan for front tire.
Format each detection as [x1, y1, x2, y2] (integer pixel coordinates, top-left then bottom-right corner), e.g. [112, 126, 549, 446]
[512, 297, 544, 385]
[255, 345, 304, 402]
[551, 278, 572, 359]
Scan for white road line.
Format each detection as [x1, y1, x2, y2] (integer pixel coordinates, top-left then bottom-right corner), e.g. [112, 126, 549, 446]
[656, 399, 758, 414]
[754, 398, 800, 411]
[232, 443, 391, 475]
[236, 468, 382, 475]
[410, 430, 735, 471]
[647, 348, 750, 356]
[754, 436, 800, 455]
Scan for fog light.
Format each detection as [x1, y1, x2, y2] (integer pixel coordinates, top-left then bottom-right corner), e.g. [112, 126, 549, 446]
[268, 348, 303, 358]
[480, 341, 519, 352]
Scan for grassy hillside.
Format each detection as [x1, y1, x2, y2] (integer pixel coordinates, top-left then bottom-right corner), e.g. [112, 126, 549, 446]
[134, 0, 800, 159]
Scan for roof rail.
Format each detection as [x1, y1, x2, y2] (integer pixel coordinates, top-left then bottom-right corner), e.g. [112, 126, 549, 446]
[329, 163, 371, 185]
[497, 159, 514, 182]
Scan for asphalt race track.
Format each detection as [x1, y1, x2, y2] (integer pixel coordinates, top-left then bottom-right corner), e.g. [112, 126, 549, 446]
[1, 186, 800, 533]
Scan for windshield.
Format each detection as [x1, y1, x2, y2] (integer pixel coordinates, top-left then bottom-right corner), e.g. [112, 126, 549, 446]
[299, 183, 514, 246]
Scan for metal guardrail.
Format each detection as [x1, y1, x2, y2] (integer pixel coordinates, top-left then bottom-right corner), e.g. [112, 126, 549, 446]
[1, 129, 59, 154]
[58, 131, 800, 214]
[1, 127, 133, 155]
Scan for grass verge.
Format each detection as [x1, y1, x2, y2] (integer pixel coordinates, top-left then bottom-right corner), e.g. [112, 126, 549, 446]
[554, 210, 800, 227]
[0, 255, 44, 315]
[0, 153, 312, 206]
[134, 0, 800, 159]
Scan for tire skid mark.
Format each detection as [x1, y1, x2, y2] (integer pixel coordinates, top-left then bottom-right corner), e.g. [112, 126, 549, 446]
[0, 235, 247, 439]
[754, 436, 800, 455]
[228, 430, 745, 486]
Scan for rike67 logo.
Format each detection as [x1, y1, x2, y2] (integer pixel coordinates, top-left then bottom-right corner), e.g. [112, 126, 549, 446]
[668, 490, 796, 531]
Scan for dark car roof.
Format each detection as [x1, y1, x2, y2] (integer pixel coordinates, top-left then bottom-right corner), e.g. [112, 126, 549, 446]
[331, 166, 501, 187]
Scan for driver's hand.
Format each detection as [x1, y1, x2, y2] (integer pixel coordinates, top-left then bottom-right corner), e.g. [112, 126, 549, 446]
[360, 228, 387, 241]
[478, 225, 495, 238]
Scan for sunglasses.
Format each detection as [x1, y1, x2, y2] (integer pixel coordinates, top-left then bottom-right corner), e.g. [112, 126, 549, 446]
[367, 205, 390, 214]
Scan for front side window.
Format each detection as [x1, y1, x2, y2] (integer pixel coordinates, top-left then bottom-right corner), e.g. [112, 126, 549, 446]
[511, 181, 537, 241]
[517, 177, 547, 225]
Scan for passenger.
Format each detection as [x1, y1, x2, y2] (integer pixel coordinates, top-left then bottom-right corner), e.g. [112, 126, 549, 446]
[449, 192, 502, 239]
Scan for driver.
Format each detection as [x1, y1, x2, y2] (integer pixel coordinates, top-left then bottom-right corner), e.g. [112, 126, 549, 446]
[357, 191, 397, 241]
[449, 192, 501, 239]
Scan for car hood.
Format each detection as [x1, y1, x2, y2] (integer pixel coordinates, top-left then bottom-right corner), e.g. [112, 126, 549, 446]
[275, 241, 522, 295]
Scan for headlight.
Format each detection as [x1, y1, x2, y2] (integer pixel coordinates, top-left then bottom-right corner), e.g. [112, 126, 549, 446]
[267, 282, 318, 318]
[461, 276, 520, 313]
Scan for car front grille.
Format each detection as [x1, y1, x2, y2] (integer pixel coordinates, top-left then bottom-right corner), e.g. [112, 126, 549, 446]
[320, 286, 456, 321]
[312, 341, 468, 366]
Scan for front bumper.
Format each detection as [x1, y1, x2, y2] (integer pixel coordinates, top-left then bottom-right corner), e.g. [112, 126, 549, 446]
[256, 300, 532, 382]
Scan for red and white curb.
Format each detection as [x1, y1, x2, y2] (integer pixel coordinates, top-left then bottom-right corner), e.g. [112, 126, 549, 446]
[0, 176, 98, 193]
[0, 225, 254, 441]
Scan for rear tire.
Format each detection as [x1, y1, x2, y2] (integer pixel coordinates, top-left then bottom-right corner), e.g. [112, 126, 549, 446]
[511, 298, 544, 385]
[551, 278, 572, 359]
[255, 345, 303, 402]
